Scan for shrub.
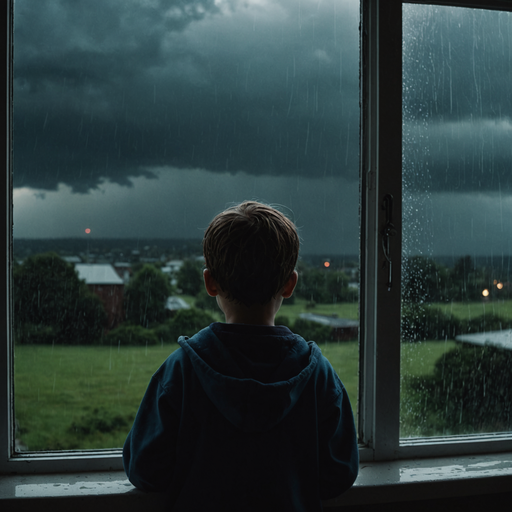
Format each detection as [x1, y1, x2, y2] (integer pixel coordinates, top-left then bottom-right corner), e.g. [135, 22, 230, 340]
[152, 323, 175, 344]
[14, 323, 57, 345]
[292, 318, 332, 343]
[168, 308, 215, 340]
[461, 313, 511, 334]
[401, 304, 460, 342]
[403, 344, 512, 435]
[105, 324, 159, 346]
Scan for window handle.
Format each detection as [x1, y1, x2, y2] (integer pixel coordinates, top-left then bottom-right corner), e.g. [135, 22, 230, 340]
[381, 194, 397, 291]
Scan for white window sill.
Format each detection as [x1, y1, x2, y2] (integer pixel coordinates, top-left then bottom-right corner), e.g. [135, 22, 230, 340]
[1, 452, 512, 510]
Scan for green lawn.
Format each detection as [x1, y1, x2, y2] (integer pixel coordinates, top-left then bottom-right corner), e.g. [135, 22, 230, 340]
[17, 298, 502, 451]
[434, 299, 512, 320]
[15, 342, 361, 451]
[14, 343, 177, 451]
[14, 338, 457, 452]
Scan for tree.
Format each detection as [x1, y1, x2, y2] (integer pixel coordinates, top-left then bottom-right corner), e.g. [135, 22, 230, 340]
[13, 252, 106, 344]
[324, 270, 350, 303]
[449, 256, 486, 301]
[176, 259, 203, 296]
[124, 265, 172, 327]
[295, 266, 329, 303]
[402, 256, 449, 303]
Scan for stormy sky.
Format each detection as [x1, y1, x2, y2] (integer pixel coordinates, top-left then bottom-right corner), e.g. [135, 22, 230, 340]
[12, 1, 512, 258]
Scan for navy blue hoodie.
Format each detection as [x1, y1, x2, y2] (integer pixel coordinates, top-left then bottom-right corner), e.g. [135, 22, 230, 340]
[123, 323, 358, 511]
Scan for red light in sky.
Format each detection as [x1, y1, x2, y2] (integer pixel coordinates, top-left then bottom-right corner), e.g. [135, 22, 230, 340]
[324, 261, 330, 268]
[85, 228, 91, 234]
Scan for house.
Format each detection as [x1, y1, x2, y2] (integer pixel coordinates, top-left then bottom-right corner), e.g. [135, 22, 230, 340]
[75, 264, 124, 330]
[165, 296, 191, 314]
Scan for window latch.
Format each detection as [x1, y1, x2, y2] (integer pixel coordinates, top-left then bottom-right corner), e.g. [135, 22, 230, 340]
[381, 194, 397, 291]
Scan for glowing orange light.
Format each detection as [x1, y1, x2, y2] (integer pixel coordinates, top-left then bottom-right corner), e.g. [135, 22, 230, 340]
[493, 279, 498, 285]
[497, 282, 504, 290]
[85, 228, 91, 234]
[324, 261, 330, 268]
[482, 289, 490, 297]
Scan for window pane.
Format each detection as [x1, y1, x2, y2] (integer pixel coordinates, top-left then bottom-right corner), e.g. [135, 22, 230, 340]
[401, 4, 512, 437]
[13, 0, 360, 451]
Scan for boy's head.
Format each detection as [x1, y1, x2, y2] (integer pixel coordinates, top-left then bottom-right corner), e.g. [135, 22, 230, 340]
[203, 201, 300, 307]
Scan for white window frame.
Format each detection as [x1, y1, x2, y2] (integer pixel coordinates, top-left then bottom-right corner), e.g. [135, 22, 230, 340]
[361, 0, 512, 461]
[2, 0, 512, 474]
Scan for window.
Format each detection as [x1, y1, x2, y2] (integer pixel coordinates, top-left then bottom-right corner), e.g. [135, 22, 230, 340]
[10, 0, 359, 457]
[360, 0, 512, 460]
[2, 0, 512, 475]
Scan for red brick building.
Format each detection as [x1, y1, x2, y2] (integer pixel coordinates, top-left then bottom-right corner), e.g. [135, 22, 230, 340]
[75, 264, 124, 331]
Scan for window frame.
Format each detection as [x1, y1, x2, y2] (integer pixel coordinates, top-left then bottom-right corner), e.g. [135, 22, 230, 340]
[361, 0, 512, 461]
[2, 0, 512, 474]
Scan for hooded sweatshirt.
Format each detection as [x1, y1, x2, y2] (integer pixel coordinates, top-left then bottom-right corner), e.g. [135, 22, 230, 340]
[123, 323, 358, 511]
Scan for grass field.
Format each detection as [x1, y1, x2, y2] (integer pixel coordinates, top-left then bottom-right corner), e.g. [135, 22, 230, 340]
[15, 299, 507, 451]
[434, 299, 512, 320]
[14, 338, 457, 451]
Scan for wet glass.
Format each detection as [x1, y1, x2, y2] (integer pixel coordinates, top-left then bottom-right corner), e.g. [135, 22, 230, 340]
[13, 0, 360, 451]
[401, 4, 512, 437]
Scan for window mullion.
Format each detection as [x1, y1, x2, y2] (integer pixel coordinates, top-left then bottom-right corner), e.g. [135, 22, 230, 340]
[0, 0, 13, 474]
[361, 0, 403, 461]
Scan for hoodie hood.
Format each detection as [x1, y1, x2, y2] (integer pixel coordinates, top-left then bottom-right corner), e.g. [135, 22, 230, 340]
[178, 326, 321, 433]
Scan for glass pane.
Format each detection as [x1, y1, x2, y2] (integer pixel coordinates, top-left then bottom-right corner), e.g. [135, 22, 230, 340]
[401, 4, 512, 437]
[13, 0, 360, 451]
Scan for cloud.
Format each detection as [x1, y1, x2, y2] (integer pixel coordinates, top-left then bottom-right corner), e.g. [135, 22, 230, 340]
[404, 117, 512, 193]
[402, 5, 512, 194]
[13, 0, 359, 192]
[13, 167, 360, 254]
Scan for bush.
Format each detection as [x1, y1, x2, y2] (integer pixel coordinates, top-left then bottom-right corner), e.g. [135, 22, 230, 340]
[461, 313, 511, 334]
[168, 308, 215, 340]
[152, 323, 175, 344]
[14, 323, 57, 345]
[292, 318, 332, 343]
[403, 344, 512, 435]
[105, 325, 159, 346]
[401, 304, 460, 342]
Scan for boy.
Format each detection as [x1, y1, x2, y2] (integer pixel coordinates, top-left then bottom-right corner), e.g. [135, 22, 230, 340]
[123, 201, 358, 511]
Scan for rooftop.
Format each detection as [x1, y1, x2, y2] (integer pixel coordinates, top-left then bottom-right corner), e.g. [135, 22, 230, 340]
[75, 264, 124, 285]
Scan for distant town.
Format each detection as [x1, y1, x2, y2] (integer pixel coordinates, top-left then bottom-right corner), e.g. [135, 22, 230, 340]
[13, 237, 360, 270]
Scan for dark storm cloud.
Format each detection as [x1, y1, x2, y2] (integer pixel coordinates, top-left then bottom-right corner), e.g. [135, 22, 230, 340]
[403, 5, 512, 194]
[13, 0, 359, 192]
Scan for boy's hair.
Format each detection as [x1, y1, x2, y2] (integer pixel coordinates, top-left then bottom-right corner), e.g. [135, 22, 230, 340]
[203, 201, 300, 307]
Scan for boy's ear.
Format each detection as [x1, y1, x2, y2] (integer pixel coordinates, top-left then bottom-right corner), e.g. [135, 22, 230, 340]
[282, 270, 298, 299]
[203, 269, 219, 297]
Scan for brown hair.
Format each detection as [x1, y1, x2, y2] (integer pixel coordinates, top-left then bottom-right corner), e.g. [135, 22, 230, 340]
[203, 201, 300, 307]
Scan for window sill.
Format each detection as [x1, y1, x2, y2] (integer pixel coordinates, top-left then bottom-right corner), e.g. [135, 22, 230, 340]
[1, 452, 512, 511]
